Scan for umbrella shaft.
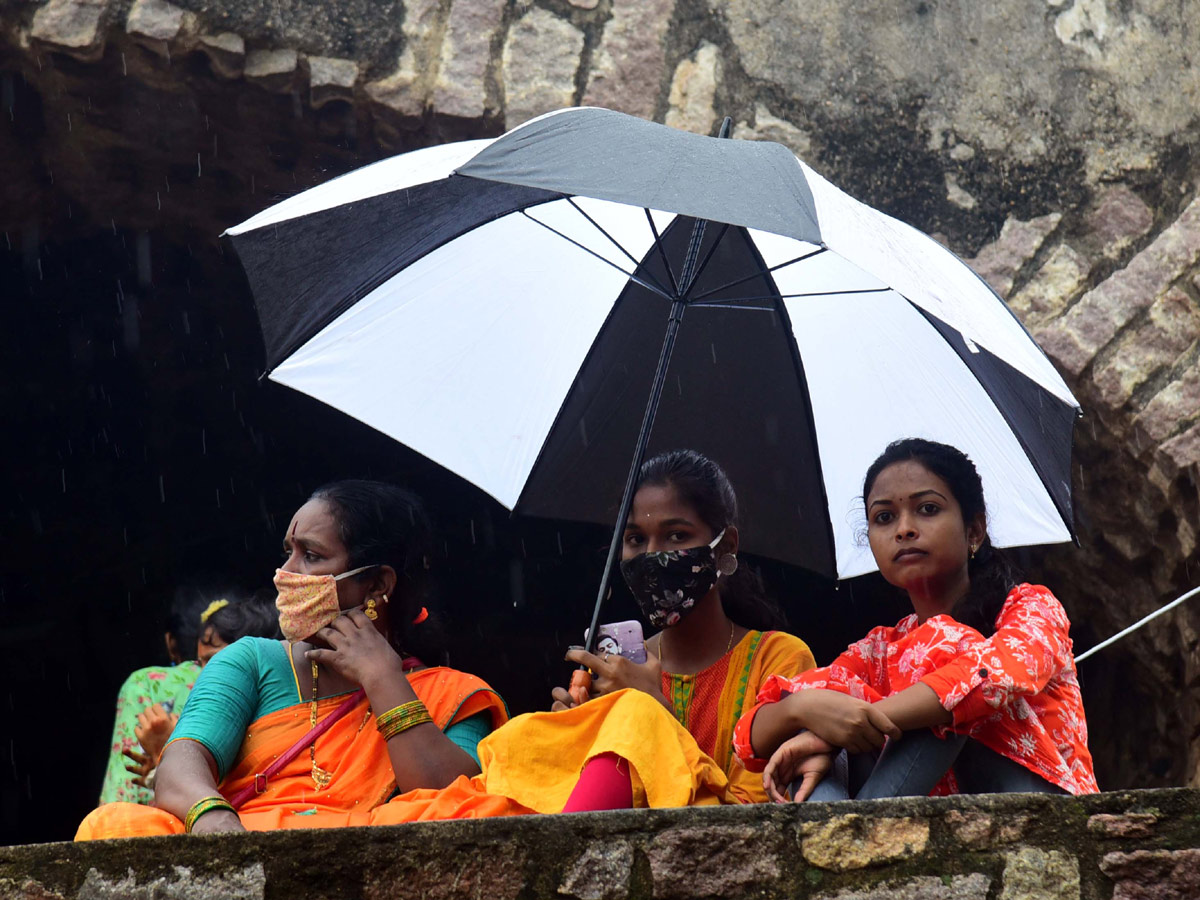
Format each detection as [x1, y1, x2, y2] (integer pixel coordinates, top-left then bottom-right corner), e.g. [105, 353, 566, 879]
[584, 296, 689, 654]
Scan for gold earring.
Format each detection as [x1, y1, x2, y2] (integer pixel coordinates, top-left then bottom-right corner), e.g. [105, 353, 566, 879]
[364, 597, 379, 620]
[969, 544, 978, 560]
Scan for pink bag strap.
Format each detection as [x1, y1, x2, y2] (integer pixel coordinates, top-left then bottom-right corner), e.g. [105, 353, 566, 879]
[227, 688, 367, 809]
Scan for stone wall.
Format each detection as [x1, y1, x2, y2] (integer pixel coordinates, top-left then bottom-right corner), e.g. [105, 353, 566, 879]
[4, 789, 1200, 899]
[1, 0, 1198, 808]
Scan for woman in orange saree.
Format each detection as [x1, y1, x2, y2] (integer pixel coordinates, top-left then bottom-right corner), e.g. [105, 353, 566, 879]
[77, 480, 507, 839]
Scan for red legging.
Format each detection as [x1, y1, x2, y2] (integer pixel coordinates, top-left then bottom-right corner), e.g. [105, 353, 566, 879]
[561, 753, 634, 812]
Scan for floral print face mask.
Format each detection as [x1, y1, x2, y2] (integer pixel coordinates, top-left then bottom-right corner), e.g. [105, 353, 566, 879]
[620, 529, 726, 628]
[274, 565, 378, 642]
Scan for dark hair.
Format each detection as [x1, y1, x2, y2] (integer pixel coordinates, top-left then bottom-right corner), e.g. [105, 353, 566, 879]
[637, 449, 788, 631]
[165, 588, 209, 662]
[205, 591, 282, 643]
[861, 438, 1020, 637]
[309, 479, 448, 666]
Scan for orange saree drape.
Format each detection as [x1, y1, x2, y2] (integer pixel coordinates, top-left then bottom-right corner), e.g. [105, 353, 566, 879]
[76, 668, 506, 840]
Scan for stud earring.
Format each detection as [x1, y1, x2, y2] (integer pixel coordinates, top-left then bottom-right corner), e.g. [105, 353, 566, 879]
[364, 597, 379, 620]
[717, 553, 739, 577]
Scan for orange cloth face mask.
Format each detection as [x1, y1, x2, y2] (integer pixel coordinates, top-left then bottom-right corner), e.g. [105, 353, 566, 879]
[274, 565, 377, 642]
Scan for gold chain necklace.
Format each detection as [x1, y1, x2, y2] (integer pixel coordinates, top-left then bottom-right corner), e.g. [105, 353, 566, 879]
[309, 660, 333, 790]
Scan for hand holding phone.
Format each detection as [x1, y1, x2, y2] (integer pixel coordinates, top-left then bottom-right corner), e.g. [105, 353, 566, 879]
[586, 620, 647, 664]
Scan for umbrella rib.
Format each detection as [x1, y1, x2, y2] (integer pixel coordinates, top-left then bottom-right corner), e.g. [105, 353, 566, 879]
[644, 209, 682, 299]
[687, 246, 828, 303]
[686, 300, 778, 311]
[563, 199, 644, 270]
[520, 211, 675, 302]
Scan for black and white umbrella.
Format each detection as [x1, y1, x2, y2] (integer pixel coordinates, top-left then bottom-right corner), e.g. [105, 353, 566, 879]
[227, 107, 1078, 598]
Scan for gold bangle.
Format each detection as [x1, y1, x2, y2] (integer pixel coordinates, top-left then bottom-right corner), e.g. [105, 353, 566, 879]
[376, 700, 433, 740]
[184, 796, 236, 833]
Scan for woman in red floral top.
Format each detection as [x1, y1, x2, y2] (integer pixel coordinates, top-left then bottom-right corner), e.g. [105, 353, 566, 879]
[734, 438, 1097, 801]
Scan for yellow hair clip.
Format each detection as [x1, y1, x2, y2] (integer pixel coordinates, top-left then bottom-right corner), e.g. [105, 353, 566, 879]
[200, 599, 229, 624]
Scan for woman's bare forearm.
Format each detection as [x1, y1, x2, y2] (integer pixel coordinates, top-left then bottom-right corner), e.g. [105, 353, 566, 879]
[873, 683, 952, 731]
[749, 693, 807, 759]
[361, 666, 481, 792]
[152, 740, 231, 820]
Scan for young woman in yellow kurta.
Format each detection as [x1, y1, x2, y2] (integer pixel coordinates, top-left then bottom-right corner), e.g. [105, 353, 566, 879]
[367, 449, 816, 821]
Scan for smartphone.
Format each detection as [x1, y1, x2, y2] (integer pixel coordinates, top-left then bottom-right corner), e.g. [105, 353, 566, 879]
[585, 620, 647, 664]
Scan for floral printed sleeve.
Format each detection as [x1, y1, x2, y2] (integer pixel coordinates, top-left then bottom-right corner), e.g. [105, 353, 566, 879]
[921, 584, 1076, 730]
[732, 626, 899, 768]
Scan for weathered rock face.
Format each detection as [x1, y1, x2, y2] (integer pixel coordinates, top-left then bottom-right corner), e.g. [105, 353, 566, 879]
[4, 790, 1200, 899]
[1, 0, 1198, 843]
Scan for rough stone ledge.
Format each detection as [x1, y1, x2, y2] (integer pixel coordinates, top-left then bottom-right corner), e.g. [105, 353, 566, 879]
[3, 789, 1199, 899]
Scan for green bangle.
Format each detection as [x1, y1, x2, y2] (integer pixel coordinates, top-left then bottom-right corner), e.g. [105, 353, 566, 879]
[376, 700, 433, 740]
[184, 796, 236, 833]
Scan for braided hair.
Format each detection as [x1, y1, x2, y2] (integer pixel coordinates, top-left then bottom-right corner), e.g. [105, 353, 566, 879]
[861, 438, 1020, 637]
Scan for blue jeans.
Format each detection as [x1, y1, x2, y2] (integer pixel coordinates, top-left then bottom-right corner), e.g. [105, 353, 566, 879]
[804, 731, 1066, 801]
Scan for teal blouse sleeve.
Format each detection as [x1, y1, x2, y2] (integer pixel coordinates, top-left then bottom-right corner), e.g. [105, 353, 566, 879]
[440, 711, 492, 766]
[170, 638, 277, 780]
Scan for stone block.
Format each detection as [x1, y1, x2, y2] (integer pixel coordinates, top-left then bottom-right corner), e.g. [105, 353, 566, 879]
[558, 841, 633, 900]
[365, 0, 442, 119]
[966, 213, 1061, 298]
[1038, 197, 1200, 377]
[366, 854, 525, 900]
[432, 0, 507, 119]
[999, 848, 1080, 900]
[814, 873, 991, 900]
[665, 42, 720, 135]
[646, 824, 780, 899]
[1101, 848, 1200, 900]
[195, 32, 244, 79]
[1088, 812, 1159, 838]
[1093, 287, 1200, 410]
[569, 0, 599, 7]
[30, 0, 109, 62]
[308, 56, 358, 109]
[734, 104, 812, 158]
[582, 0, 675, 119]
[1083, 184, 1155, 260]
[1137, 366, 1200, 443]
[244, 48, 300, 93]
[125, 0, 194, 58]
[1008, 243, 1089, 327]
[1159, 421, 1200, 479]
[945, 810, 1030, 849]
[502, 9, 584, 128]
[77, 864, 266, 899]
[800, 814, 929, 871]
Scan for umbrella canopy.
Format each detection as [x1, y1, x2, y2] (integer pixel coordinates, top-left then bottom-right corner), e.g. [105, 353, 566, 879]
[226, 107, 1079, 580]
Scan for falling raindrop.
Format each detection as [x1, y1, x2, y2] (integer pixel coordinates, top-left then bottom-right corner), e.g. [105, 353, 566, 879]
[159, 475, 166, 503]
[469, 519, 476, 543]
[66, 112, 71, 131]
[60, 468, 66, 493]
[711, 343, 717, 364]
[556, 532, 564, 555]
[201, 428, 206, 454]
[196, 153, 202, 177]
[121, 52, 127, 75]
